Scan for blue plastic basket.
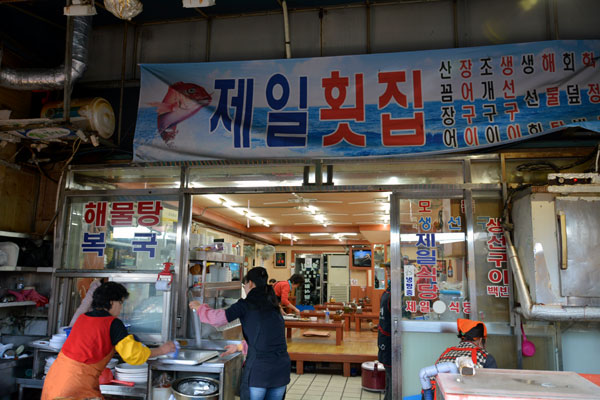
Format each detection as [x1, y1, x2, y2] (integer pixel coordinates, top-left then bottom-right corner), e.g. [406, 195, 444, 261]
[296, 305, 315, 311]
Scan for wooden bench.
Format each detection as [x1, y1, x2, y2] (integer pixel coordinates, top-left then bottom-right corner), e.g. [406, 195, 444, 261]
[284, 319, 344, 345]
[353, 312, 379, 332]
[314, 304, 373, 313]
[288, 352, 377, 377]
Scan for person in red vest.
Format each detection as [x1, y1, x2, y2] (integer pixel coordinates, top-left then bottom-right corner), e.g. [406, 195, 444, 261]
[42, 282, 176, 400]
[273, 274, 304, 315]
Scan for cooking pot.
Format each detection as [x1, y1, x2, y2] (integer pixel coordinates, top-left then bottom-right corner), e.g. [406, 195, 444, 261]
[171, 376, 220, 400]
[361, 361, 385, 392]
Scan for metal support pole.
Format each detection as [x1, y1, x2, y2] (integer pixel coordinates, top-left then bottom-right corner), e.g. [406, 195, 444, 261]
[63, 16, 73, 124]
[464, 188, 478, 319]
[118, 21, 129, 146]
[365, 1, 371, 54]
[281, 0, 292, 58]
[390, 192, 402, 400]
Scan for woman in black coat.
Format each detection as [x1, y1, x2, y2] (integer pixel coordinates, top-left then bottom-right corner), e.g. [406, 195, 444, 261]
[190, 267, 290, 400]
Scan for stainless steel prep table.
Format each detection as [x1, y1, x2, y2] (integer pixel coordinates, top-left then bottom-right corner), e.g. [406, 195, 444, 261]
[147, 340, 243, 400]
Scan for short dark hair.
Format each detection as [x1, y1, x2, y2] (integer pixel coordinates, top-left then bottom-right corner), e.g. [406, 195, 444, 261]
[289, 274, 304, 285]
[268, 278, 277, 284]
[92, 282, 129, 310]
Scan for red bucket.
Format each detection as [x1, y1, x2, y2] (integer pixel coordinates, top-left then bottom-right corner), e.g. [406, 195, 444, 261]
[361, 361, 386, 392]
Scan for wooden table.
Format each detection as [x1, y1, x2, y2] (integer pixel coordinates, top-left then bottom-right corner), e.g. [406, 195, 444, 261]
[314, 304, 373, 312]
[299, 310, 326, 318]
[284, 319, 345, 345]
[300, 311, 351, 331]
[353, 312, 379, 332]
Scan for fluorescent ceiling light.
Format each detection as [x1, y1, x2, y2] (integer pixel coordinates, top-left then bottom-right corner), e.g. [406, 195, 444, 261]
[400, 232, 465, 244]
[205, 195, 269, 227]
[233, 180, 303, 187]
[310, 233, 329, 236]
[204, 195, 222, 204]
[282, 233, 297, 241]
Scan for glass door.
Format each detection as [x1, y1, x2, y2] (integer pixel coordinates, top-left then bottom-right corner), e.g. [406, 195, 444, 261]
[390, 192, 469, 399]
[391, 191, 518, 399]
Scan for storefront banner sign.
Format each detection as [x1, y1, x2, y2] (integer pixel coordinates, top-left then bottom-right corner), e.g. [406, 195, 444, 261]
[133, 40, 600, 161]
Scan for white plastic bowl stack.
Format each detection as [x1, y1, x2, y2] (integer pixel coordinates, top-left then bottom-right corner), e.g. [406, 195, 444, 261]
[114, 363, 148, 383]
[106, 358, 119, 370]
[49, 333, 67, 350]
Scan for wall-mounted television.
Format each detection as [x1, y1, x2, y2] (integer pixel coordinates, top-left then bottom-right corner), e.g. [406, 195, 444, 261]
[352, 249, 372, 267]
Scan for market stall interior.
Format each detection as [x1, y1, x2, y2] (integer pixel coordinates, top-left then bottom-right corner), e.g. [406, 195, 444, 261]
[3, 152, 600, 399]
[1, 0, 600, 397]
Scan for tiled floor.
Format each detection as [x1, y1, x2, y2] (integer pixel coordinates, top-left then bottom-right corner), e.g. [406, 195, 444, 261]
[285, 373, 383, 400]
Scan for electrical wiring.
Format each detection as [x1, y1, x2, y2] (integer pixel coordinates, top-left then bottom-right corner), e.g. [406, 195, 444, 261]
[516, 147, 598, 173]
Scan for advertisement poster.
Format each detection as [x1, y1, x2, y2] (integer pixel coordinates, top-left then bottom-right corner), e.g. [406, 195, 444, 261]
[134, 40, 600, 161]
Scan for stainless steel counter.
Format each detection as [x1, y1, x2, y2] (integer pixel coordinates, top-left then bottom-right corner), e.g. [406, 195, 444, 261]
[19, 339, 243, 400]
[147, 339, 243, 400]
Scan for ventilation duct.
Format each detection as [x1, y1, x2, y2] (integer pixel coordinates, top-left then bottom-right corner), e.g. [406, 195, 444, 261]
[0, 16, 91, 91]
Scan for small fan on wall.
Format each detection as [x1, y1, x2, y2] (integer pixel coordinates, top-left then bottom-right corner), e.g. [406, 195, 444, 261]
[258, 245, 275, 267]
[244, 245, 255, 259]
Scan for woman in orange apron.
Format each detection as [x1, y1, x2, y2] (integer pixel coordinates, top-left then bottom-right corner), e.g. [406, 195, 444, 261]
[42, 282, 175, 400]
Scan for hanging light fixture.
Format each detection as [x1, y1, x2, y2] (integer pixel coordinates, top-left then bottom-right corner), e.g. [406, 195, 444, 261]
[182, 0, 216, 8]
[64, 0, 97, 16]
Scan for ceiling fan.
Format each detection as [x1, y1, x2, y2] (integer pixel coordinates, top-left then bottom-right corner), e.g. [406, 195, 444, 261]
[352, 210, 390, 216]
[281, 210, 348, 216]
[348, 197, 390, 205]
[264, 193, 342, 205]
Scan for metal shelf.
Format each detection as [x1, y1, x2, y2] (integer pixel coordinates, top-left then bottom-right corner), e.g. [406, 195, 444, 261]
[0, 266, 53, 273]
[0, 301, 36, 308]
[189, 251, 243, 264]
[106, 240, 133, 248]
[15, 378, 147, 398]
[0, 230, 35, 239]
[190, 281, 241, 297]
[0, 230, 51, 240]
[192, 281, 241, 290]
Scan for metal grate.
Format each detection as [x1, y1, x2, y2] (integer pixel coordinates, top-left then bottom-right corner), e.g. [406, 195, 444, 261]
[329, 285, 349, 302]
